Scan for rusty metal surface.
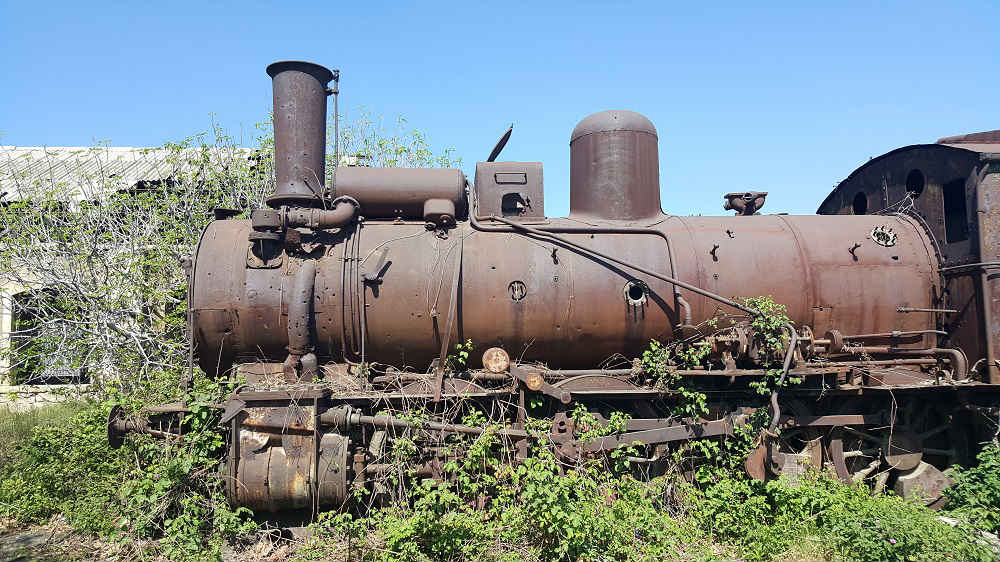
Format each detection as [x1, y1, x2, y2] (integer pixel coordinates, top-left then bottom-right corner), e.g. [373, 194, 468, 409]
[976, 158, 1000, 383]
[232, 425, 349, 511]
[815, 140, 1000, 382]
[193, 79, 944, 375]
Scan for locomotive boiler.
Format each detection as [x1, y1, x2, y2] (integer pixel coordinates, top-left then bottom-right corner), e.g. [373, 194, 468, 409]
[110, 60, 1000, 513]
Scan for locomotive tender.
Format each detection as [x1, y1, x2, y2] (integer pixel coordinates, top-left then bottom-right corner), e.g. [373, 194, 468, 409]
[110, 61, 1000, 512]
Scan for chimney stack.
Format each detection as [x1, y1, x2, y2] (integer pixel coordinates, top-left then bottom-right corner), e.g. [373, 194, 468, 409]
[266, 60, 334, 208]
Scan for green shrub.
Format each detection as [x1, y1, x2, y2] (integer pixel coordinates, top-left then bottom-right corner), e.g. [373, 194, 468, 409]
[7, 398, 996, 561]
[687, 477, 793, 561]
[819, 484, 991, 562]
[0, 401, 90, 466]
[0, 403, 128, 533]
[772, 473, 992, 562]
[945, 442, 1000, 534]
[308, 431, 710, 562]
[679, 472, 994, 562]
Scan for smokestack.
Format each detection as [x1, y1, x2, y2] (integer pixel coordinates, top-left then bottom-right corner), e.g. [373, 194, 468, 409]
[569, 110, 662, 221]
[266, 61, 334, 208]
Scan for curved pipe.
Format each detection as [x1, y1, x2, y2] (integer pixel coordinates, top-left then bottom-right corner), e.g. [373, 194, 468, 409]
[677, 294, 693, 326]
[920, 348, 967, 381]
[844, 345, 968, 381]
[285, 196, 359, 229]
[283, 260, 317, 380]
[769, 330, 798, 431]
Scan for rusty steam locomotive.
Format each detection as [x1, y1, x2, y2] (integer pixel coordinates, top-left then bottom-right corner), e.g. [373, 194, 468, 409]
[110, 60, 1000, 512]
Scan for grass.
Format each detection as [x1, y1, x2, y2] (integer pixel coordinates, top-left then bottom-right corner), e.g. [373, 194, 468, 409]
[0, 401, 91, 466]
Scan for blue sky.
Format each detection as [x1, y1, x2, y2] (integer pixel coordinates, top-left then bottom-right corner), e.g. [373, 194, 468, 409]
[2, 1, 997, 216]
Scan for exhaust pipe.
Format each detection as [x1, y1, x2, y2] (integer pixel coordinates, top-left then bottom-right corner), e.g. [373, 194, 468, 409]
[266, 60, 334, 208]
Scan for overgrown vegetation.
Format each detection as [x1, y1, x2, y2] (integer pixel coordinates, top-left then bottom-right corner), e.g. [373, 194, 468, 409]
[0, 400, 89, 466]
[4, 396, 998, 561]
[0, 378, 258, 560]
[945, 442, 1000, 535]
[299, 421, 998, 562]
[741, 296, 795, 391]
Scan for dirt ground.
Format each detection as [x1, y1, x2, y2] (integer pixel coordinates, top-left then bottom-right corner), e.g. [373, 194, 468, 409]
[0, 520, 94, 562]
[0, 519, 307, 562]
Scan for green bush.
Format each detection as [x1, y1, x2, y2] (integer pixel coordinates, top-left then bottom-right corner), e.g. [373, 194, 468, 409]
[687, 477, 792, 560]
[0, 401, 90, 466]
[5, 399, 997, 561]
[0, 403, 128, 533]
[820, 487, 991, 562]
[307, 426, 711, 562]
[684, 472, 995, 562]
[945, 442, 1000, 534]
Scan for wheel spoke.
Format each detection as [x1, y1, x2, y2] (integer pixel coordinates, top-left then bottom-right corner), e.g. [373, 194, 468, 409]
[919, 425, 948, 441]
[853, 458, 880, 480]
[844, 426, 882, 444]
[842, 448, 878, 459]
[922, 447, 954, 457]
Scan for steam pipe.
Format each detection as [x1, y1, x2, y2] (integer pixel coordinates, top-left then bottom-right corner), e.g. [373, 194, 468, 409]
[939, 261, 1000, 274]
[285, 196, 359, 229]
[323, 412, 530, 439]
[975, 162, 999, 383]
[283, 261, 317, 380]
[841, 345, 968, 381]
[677, 294, 693, 326]
[841, 329, 948, 340]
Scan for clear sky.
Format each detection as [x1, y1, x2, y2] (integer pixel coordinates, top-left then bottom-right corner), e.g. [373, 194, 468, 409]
[3, 1, 997, 216]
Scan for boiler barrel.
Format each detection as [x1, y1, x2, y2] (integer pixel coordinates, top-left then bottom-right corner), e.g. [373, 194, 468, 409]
[192, 214, 938, 375]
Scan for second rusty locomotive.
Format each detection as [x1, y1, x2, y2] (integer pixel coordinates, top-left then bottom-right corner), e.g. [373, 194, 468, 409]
[112, 60, 1000, 513]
